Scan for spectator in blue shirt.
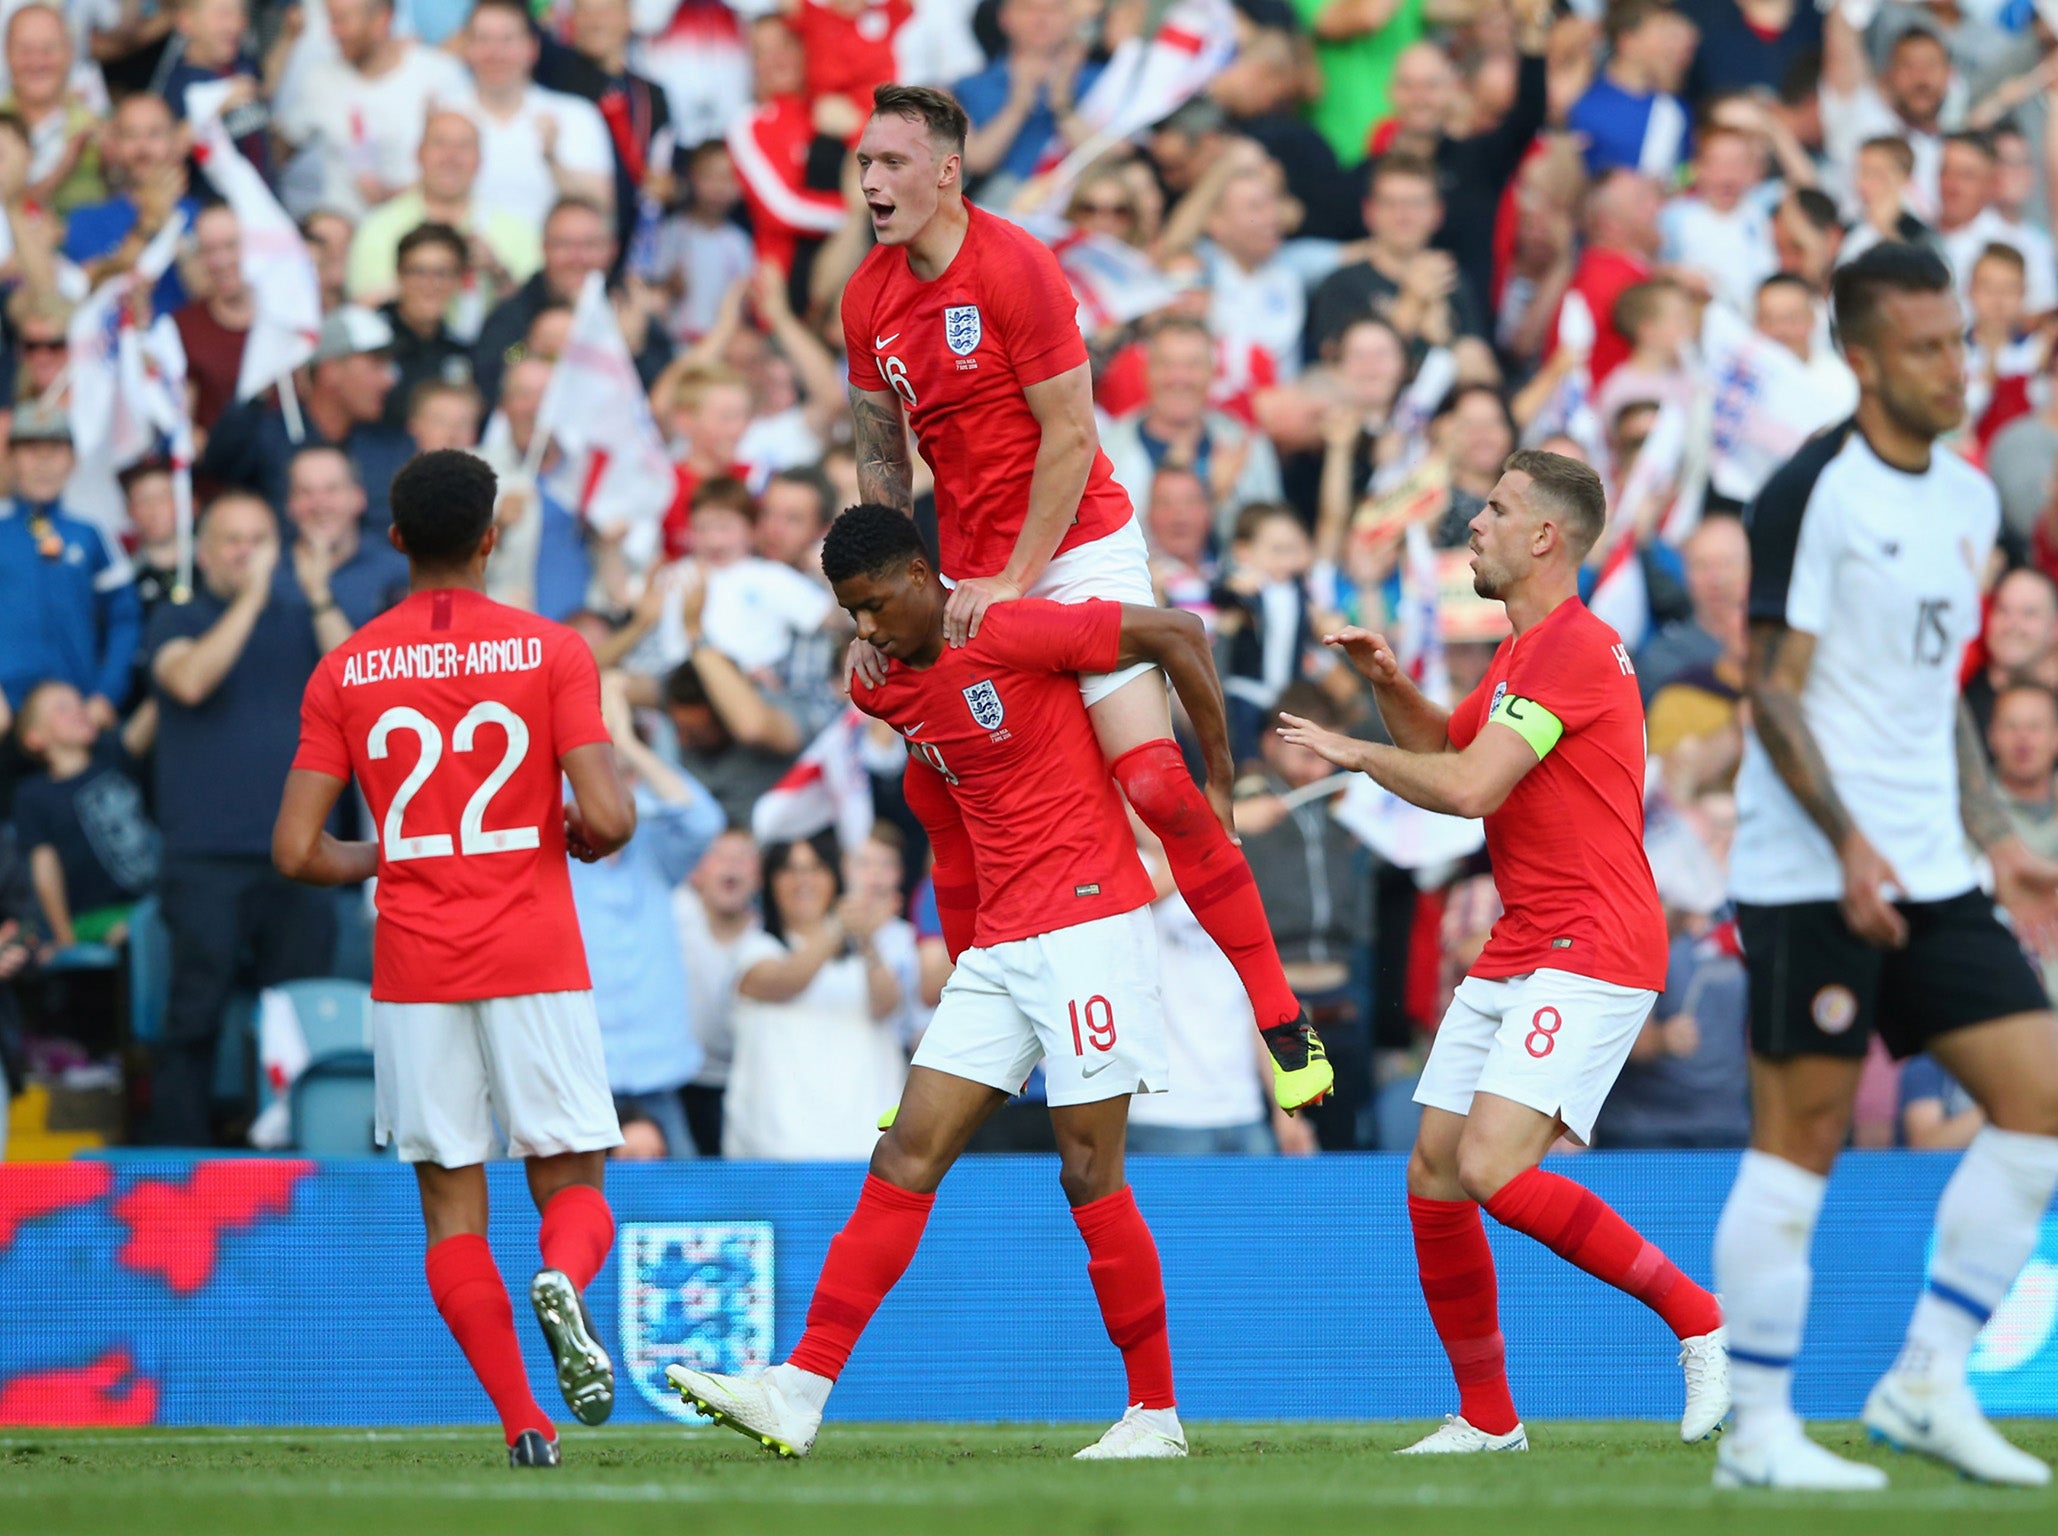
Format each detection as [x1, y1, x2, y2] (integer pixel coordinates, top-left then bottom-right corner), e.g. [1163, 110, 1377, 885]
[1899, 1053, 1984, 1149]
[953, 0, 1103, 193]
[0, 404, 143, 728]
[570, 672, 725, 1158]
[144, 491, 342, 1145]
[151, 0, 272, 178]
[61, 92, 203, 316]
[200, 307, 414, 538]
[1568, 0, 1699, 179]
[284, 445, 409, 630]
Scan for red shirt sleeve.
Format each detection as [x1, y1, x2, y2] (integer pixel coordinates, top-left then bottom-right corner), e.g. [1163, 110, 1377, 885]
[903, 754, 977, 961]
[989, 229, 1089, 387]
[979, 598, 1122, 675]
[290, 661, 352, 778]
[841, 259, 879, 388]
[549, 633, 611, 755]
[1446, 674, 1490, 750]
[1501, 615, 1610, 733]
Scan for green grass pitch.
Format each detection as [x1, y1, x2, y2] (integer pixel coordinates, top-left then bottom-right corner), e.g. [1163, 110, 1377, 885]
[5, 1422, 2058, 1536]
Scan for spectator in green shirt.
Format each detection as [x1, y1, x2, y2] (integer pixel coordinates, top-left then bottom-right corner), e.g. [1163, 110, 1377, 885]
[1291, 0, 1427, 166]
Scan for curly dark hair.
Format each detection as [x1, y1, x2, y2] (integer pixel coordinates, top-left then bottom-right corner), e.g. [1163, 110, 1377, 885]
[820, 502, 924, 586]
[390, 449, 497, 567]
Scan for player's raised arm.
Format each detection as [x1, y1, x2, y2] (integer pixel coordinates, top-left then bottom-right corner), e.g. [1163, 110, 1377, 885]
[272, 768, 378, 887]
[1275, 705, 1543, 820]
[850, 384, 914, 515]
[942, 361, 1098, 648]
[1324, 625, 1455, 754]
[1112, 604, 1238, 832]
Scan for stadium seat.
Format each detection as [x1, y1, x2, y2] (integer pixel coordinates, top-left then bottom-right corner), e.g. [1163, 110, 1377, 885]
[289, 1052, 387, 1157]
[272, 980, 374, 1058]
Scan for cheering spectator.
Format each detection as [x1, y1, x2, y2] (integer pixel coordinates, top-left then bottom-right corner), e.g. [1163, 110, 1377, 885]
[723, 831, 906, 1160]
[661, 479, 835, 675]
[1989, 350, 2058, 543]
[754, 467, 832, 578]
[653, 359, 752, 558]
[1550, 168, 1665, 385]
[346, 110, 541, 311]
[1567, 0, 1699, 179]
[571, 672, 725, 1158]
[1840, 135, 1934, 267]
[0, 404, 142, 733]
[12, 680, 159, 950]
[4, 5, 104, 214]
[172, 205, 251, 438]
[275, 0, 469, 221]
[1210, 25, 1351, 241]
[649, 140, 755, 344]
[1636, 514, 1748, 702]
[154, 0, 275, 176]
[64, 92, 200, 314]
[1294, 0, 1428, 166]
[1216, 502, 1317, 761]
[1307, 155, 1490, 365]
[300, 209, 354, 313]
[1146, 464, 1221, 618]
[283, 445, 406, 631]
[1752, 271, 1859, 422]
[1935, 130, 2056, 312]
[1964, 243, 2039, 447]
[1965, 567, 2058, 743]
[954, 0, 1099, 194]
[1819, 10, 1952, 220]
[405, 380, 482, 454]
[1659, 122, 1778, 316]
[659, 619, 807, 829]
[477, 356, 591, 619]
[200, 306, 413, 536]
[1989, 679, 2058, 1000]
[144, 492, 338, 1145]
[1593, 277, 1698, 429]
[453, 0, 616, 232]
[377, 224, 475, 431]
[1103, 316, 1282, 546]
[675, 826, 763, 1157]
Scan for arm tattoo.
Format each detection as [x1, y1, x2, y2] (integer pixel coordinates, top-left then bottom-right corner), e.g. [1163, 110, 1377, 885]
[1746, 620, 1855, 849]
[1954, 699, 2014, 852]
[851, 392, 913, 514]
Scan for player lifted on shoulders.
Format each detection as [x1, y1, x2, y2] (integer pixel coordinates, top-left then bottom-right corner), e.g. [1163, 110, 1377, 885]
[1715, 243, 2058, 1490]
[1276, 451, 1729, 1454]
[839, 84, 1331, 1116]
[668, 503, 1241, 1460]
[273, 451, 636, 1470]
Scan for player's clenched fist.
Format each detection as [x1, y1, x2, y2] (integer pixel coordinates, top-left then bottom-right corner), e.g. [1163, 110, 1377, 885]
[1323, 626, 1402, 687]
[942, 576, 1021, 648]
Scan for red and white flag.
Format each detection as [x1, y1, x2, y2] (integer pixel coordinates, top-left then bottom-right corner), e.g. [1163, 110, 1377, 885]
[750, 707, 875, 850]
[1396, 521, 1452, 707]
[187, 83, 322, 402]
[535, 271, 675, 565]
[1044, 220, 1190, 331]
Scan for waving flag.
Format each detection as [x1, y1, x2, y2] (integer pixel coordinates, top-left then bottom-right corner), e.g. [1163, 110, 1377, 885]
[751, 707, 875, 850]
[1522, 292, 1607, 466]
[534, 272, 675, 566]
[187, 82, 321, 402]
[1698, 303, 1828, 505]
[1049, 224, 1190, 330]
[1395, 521, 1452, 708]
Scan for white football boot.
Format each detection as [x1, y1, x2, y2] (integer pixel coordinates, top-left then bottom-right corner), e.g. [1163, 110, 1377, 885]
[1678, 1325, 1732, 1442]
[1714, 1422, 1889, 1490]
[1073, 1405, 1188, 1459]
[666, 1363, 824, 1458]
[1863, 1369, 2051, 1486]
[1396, 1414, 1529, 1454]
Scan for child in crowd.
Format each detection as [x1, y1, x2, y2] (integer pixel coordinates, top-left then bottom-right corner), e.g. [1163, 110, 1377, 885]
[1596, 278, 1699, 430]
[1965, 244, 2042, 450]
[652, 142, 755, 345]
[12, 682, 159, 950]
[656, 363, 755, 559]
[1214, 502, 1316, 764]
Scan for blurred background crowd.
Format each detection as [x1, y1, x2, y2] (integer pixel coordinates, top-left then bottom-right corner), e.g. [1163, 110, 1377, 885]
[0, 0, 2052, 1163]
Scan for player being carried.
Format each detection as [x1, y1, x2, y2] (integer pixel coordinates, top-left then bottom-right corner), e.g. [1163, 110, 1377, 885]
[1275, 450, 1731, 1454]
[840, 83, 1331, 1115]
[273, 451, 637, 1470]
[668, 502, 1242, 1460]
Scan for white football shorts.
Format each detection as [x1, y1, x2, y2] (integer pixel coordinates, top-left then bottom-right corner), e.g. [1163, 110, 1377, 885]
[372, 989, 624, 1166]
[914, 905, 1170, 1107]
[944, 516, 1160, 708]
[1413, 969, 1658, 1145]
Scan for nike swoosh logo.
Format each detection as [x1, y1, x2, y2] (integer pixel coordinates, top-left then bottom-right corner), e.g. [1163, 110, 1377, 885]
[902, 721, 925, 737]
[1081, 1058, 1116, 1078]
[874, 334, 899, 349]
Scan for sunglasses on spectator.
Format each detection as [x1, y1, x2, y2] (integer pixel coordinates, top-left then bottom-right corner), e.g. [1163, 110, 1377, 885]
[19, 337, 65, 352]
[1074, 200, 1135, 219]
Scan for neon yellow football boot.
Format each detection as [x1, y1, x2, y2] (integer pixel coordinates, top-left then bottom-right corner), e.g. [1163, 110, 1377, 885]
[1263, 1011, 1333, 1114]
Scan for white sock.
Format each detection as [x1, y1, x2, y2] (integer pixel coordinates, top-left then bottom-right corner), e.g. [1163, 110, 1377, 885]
[1135, 1405, 1182, 1432]
[1897, 1126, 2058, 1385]
[770, 1361, 834, 1416]
[1713, 1149, 1827, 1442]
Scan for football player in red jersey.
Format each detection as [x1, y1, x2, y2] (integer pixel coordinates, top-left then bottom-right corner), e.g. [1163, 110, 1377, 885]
[1277, 452, 1732, 1454]
[272, 451, 638, 1470]
[839, 83, 1332, 1115]
[667, 502, 1243, 1461]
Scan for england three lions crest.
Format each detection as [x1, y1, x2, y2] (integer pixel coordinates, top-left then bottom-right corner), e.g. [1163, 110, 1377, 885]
[619, 1221, 775, 1423]
[944, 305, 982, 356]
[963, 679, 1004, 729]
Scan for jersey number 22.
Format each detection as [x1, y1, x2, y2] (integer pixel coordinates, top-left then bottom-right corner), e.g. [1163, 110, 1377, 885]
[369, 702, 538, 861]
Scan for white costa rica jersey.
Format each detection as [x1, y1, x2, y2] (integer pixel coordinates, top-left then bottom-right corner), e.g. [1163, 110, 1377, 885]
[1730, 420, 1998, 906]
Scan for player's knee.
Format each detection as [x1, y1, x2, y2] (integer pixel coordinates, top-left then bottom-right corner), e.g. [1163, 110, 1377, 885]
[1454, 1140, 1524, 1206]
[1111, 740, 1205, 837]
[870, 1125, 950, 1194]
[1057, 1143, 1123, 1208]
[1981, 1081, 2058, 1139]
[1406, 1140, 1457, 1198]
[1752, 1104, 1849, 1176]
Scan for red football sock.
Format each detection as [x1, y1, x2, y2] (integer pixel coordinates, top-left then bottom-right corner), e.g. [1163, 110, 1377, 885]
[425, 1234, 552, 1445]
[1408, 1195, 1519, 1434]
[787, 1175, 934, 1380]
[539, 1183, 614, 1291]
[1072, 1187, 1177, 1411]
[1111, 740, 1299, 1029]
[1484, 1167, 1723, 1340]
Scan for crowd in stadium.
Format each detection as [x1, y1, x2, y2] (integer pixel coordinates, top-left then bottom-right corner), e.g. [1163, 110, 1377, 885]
[0, 0, 2052, 1161]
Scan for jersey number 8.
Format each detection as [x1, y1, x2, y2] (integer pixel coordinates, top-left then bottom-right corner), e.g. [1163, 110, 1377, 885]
[369, 702, 539, 862]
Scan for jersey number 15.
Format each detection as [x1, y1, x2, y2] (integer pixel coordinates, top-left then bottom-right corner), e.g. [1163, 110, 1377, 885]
[369, 702, 538, 861]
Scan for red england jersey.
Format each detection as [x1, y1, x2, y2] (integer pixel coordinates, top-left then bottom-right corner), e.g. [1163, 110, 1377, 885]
[290, 588, 612, 1004]
[1446, 597, 1667, 991]
[841, 204, 1132, 580]
[852, 598, 1152, 946]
